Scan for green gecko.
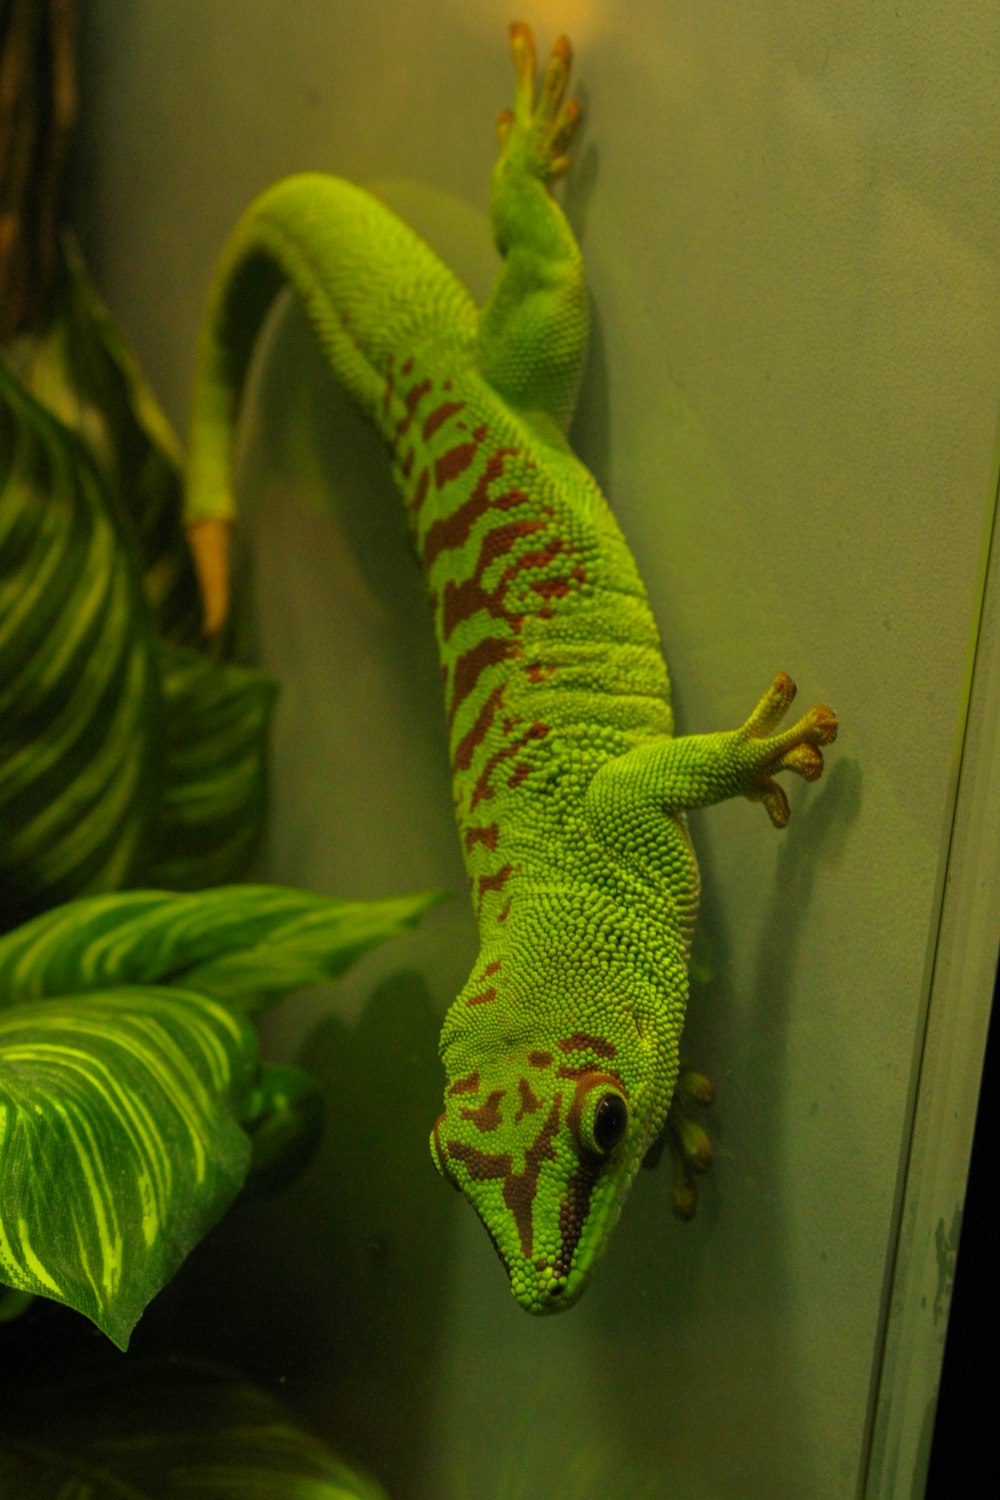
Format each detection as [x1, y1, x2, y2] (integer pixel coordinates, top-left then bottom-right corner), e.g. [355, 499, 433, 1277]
[183, 25, 838, 1313]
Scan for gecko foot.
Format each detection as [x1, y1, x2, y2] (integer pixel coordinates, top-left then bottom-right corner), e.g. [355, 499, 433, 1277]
[643, 1060, 715, 1220]
[739, 673, 838, 828]
[496, 23, 582, 188]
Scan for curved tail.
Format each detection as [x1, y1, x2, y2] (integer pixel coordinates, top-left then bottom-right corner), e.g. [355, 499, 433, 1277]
[183, 173, 478, 630]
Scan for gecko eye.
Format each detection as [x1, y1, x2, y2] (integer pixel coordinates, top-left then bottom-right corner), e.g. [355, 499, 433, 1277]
[573, 1080, 629, 1158]
[592, 1092, 628, 1152]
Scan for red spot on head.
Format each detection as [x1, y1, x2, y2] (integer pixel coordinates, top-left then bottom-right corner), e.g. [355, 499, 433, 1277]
[448, 1071, 480, 1097]
[528, 1051, 553, 1069]
[461, 1089, 505, 1132]
[558, 1032, 617, 1059]
[515, 1077, 543, 1123]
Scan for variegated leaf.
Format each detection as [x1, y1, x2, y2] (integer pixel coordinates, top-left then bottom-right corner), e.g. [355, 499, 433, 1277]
[12, 234, 204, 646]
[0, 361, 159, 928]
[0, 986, 257, 1348]
[0, 883, 444, 1014]
[1, 1360, 392, 1499]
[146, 644, 277, 890]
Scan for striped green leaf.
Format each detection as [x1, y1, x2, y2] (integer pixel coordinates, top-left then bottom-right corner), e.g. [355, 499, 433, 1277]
[1, 326, 277, 922]
[1, 1360, 391, 1499]
[0, 985, 257, 1348]
[0, 882, 440, 1342]
[0, 883, 444, 1015]
[147, 644, 277, 890]
[11, 234, 203, 646]
[0, 360, 160, 927]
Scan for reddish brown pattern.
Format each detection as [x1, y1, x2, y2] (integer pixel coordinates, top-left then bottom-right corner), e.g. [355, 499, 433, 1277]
[420, 447, 524, 569]
[460, 1089, 505, 1132]
[467, 985, 498, 1006]
[477, 863, 515, 910]
[394, 377, 432, 440]
[470, 720, 550, 809]
[558, 1032, 617, 1058]
[448, 1071, 481, 1097]
[434, 439, 479, 489]
[452, 682, 506, 772]
[516, 1077, 543, 1122]
[423, 399, 466, 441]
[448, 635, 513, 727]
[465, 823, 500, 851]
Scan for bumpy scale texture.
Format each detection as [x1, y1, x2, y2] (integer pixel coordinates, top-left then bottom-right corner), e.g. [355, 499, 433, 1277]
[183, 26, 838, 1312]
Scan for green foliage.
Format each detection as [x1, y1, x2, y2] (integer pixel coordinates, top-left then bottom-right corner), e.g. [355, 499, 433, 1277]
[0, 1359, 391, 1498]
[0, 243, 276, 929]
[0, 359, 160, 921]
[0, 985, 256, 1350]
[0, 883, 443, 1014]
[0, 884, 440, 1347]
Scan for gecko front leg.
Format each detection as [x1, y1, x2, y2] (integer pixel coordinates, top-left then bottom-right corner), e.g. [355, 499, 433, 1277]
[586, 673, 839, 851]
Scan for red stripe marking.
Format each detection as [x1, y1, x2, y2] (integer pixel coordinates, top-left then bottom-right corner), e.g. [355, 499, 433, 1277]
[401, 357, 414, 376]
[394, 378, 432, 440]
[440, 521, 549, 641]
[528, 1051, 553, 1069]
[484, 960, 502, 976]
[452, 685, 504, 771]
[409, 466, 430, 516]
[470, 721, 550, 809]
[420, 447, 524, 569]
[423, 399, 466, 441]
[559, 1032, 617, 1058]
[477, 864, 515, 916]
[497, 898, 512, 924]
[448, 1071, 480, 1097]
[466, 986, 498, 1006]
[448, 636, 512, 727]
[434, 440, 479, 489]
[465, 823, 500, 851]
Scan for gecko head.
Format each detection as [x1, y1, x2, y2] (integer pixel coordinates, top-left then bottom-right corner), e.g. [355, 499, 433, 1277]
[430, 1020, 675, 1313]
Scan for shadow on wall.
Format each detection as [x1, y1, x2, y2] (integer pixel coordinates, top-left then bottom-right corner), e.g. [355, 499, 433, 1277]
[127, 968, 453, 1500]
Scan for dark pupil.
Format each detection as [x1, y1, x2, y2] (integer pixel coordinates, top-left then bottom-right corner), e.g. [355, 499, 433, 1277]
[593, 1093, 627, 1152]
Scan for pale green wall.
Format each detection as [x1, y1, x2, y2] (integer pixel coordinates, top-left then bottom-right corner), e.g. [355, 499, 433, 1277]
[75, 3, 1000, 1497]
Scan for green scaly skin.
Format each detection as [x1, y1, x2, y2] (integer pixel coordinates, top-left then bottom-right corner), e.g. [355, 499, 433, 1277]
[183, 26, 838, 1313]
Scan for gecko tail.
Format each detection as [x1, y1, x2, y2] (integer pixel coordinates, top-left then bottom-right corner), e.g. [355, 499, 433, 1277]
[183, 174, 478, 634]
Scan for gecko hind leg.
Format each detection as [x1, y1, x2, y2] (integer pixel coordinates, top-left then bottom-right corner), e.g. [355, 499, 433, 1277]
[497, 23, 581, 187]
[478, 24, 588, 430]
